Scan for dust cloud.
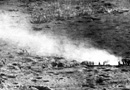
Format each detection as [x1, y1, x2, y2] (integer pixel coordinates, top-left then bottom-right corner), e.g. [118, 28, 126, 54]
[0, 10, 121, 65]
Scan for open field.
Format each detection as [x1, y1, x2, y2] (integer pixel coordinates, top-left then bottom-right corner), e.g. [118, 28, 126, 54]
[0, 0, 130, 90]
[0, 40, 130, 90]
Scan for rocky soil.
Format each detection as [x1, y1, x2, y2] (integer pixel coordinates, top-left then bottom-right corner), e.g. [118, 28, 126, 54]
[1, 0, 130, 90]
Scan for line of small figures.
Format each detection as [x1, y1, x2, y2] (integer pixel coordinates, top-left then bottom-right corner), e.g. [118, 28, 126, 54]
[81, 61, 111, 66]
[118, 58, 130, 66]
[81, 58, 130, 66]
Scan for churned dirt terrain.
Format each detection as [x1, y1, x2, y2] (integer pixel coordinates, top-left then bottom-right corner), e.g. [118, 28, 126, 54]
[1, 0, 130, 90]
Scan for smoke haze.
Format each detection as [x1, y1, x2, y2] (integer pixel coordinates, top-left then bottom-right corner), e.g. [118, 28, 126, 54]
[0, 10, 120, 65]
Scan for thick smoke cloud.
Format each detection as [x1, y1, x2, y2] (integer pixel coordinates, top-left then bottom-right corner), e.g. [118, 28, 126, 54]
[0, 10, 120, 65]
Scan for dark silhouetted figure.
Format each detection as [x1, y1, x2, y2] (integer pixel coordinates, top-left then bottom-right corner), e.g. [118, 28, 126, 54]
[98, 62, 101, 65]
[122, 58, 130, 65]
[118, 61, 121, 66]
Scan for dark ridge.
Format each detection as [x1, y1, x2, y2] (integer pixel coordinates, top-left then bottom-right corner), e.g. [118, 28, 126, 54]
[43, 80, 49, 82]
[32, 86, 51, 90]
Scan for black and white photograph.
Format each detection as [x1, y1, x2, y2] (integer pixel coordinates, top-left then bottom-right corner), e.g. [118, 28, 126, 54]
[0, 0, 130, 90]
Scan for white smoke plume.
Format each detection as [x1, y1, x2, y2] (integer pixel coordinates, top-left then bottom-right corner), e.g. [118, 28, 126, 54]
[0, 10, 121, 65]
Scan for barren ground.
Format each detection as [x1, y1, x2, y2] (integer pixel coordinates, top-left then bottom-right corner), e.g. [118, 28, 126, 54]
[0, 0, 130, 90]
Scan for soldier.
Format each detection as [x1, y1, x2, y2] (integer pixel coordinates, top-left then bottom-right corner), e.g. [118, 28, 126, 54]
[118, 61, 121, 66]
[122, 58, 130, 66]
[122, 59, 125, 65]
[98, 62, 101, 66]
